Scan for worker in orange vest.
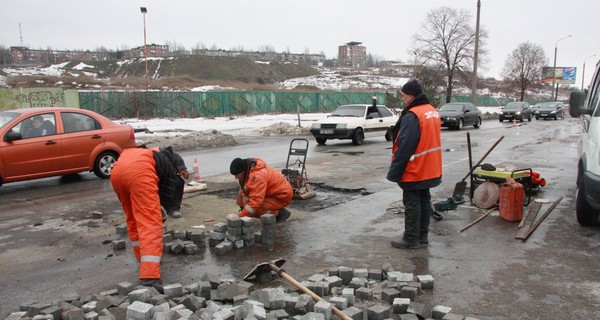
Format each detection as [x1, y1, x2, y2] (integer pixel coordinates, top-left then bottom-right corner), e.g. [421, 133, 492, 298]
[229, 157, 293, 222]
[110, 146, 181, 291]
[387, 79, 442, 249]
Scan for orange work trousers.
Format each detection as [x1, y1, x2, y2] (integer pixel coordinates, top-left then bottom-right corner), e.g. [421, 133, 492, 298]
[110, 148, 163, 280]
[236, 189, 293, 218]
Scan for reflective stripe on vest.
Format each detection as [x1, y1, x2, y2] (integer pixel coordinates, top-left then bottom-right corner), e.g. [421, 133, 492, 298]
[245, 204, 257, 215]
[141, 255, 161, 263]
[411, 146, 443, 161]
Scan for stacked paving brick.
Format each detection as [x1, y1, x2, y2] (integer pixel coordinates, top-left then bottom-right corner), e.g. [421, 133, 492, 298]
[5, 265, 484, 320]
[113, 223, 206, 255]
[209, 214, 276, 255]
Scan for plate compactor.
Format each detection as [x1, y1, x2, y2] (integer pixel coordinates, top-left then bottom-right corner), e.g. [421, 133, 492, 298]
[281, 138, 316, 200]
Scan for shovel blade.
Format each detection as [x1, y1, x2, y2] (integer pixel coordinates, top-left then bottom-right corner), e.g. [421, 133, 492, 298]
[453, 181, 467, 197]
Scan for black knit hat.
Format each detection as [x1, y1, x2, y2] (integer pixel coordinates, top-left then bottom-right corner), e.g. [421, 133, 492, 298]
[230, 158, 247, 175]
[401, 79, 423, 97]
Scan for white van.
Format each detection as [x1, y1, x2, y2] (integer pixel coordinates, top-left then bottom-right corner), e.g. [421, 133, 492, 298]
[569, 59, 600, 225]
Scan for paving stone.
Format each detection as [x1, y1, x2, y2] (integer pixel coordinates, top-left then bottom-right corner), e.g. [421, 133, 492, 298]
[407, 302, 429, 319]
[116, 281, 134, 296]
[267, 309, 289, 320]
[112, 240, 126, 250]
[84, 311, 99, 320]
[184, 243, 199, 254]
[254, 231, 262, 243]
[209, 231, 227, 240]
[367, 304, 390, 320]
[338, 267, 353, 285]
[213, 222, 228, 233]
[301, 312, 325, 320]
[245, 238, 256, 246]
[213, 308, 235, 320]
[115, 224, 127, 235]
[392, 298, 411, 314]
[189, 230, 205, 242]
[233, 240, 245, 249]
[242, 232, 255, 240]
[342, 306, 363, 320]
[416, 275, 434, 290]
[227, 215, 243, 227]
[295, 294, 315, 313]
[234, 293, 249, 306]
[328, 296, 348, 310]
[171, 240, 185, 254]
[5, 312, 27, 320]
[240, 216, 255, 227]
[348, 278, 367, 289]
[314, 301, 333, 320]
[431, 306, 452, 320]
[324, 276, 343, 291]
[353, 269, 368, 279]
[228, 226, 243, 236]
[63, 308, 85, 320]
[32, 315, 53, 320]
[328, 267, 339, 277]
[284, 295, 299, 314]
[387, 272, 413, 282]
[223, 240, 234, 252]
[260, 214, 276, 225]
[218, 281, 253, 301]
[368, 269, 383, 281]
[128, 288, 152, 303]
[126, 301, 154, 320]
[41, 306, 62, 320]
[399, 287, 419, 302]
[382, 288, 401, 304]
[355, 287, 373, 301]
[163, 283, 183, 298]
[215, 242, 229, 255]
[342, 288, 355, 306]
[398, 314, 419, 320]
[201, 273, 222, 289]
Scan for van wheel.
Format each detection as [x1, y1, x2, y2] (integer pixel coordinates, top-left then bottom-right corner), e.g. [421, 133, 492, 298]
[94, 151, 118, 179]
[352, 128, 364, 145]
[576, 183, 600, 226]
[315, 137, 327, 145]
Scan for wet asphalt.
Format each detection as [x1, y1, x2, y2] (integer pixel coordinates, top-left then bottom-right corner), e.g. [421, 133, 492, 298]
[0, 116, 598, 319]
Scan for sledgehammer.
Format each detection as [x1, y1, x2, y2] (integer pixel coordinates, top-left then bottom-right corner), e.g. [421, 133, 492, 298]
[244, 258, 352, 320]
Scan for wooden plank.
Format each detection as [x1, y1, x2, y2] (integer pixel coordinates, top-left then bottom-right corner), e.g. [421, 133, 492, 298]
[515, 201, 542, 239]
[460, 207, 497, 232]
[519, 197, 563, 241]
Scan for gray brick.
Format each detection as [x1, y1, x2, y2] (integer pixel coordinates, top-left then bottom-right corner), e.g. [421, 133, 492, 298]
[416, 275, 434, 290]
[163, 283, 183, 298]
[189, 230, 205, 242]
[233, 240, 245, 249]
[181, 294, 206, 311]
[399, 287, 419, 302]
[41, 306, 62, 320]
[284, 295, 299, 314]
[213, 222, 228, 233]
[323, 276, 343, 290]
[245, 238, 256, 246]
[392, 298, 411, 314]
[84, 311, 99, 320]
[399, 315, 419, 320]
[407, 302, 429, 319]
[338, 267, 353, 285]
[308, 273, 326, 282]
[382, 288, 401, 304]
[328, 296, 348, 310]
[171, 240, 185, 254]
[387, 272, 413, 282]
[32, 315, 53, 320]
[342, 288, 355, 306]
[348, 278, 367, 289]
[342, 307, 363, 320]
[254, 231, 262, 243]
[215, 242, 228, 255]
[213, 308, 235, 320]
[115, 224, 127, 235]
[241, 216, 255, 227]
[126, 301, 154, 320]
[227, 215, 243, 227]
[218, 281, 253, 301]
[355, 287, 373, 301]
[353, 269, 368, 278]
[111, 240, 126, 250]
[295, 294, 315, 313]
[201, 273, 222, 288]
[431, 305, 452, 320]
[368, 269, 383, 281]
[301, 312, 325, 320]
[223, 240, 234, 252]
[314, 301, 333, 320]
[267, 309, 289, 320]
[172, 230, 186, 240]
[63, 308, 85, 320]
[184, 243, 199, 254]
[442, 314, 465, 320]
[328, 267, 339, 277]
[209, 231, 227, 240]
[234, 294, 249, 306]
[367, 304, 390, 320]
[5, 312, 27, 320]
[228, 226, 243, 235]
[260, 214, 276, 225]
[128, 288, 152, 303]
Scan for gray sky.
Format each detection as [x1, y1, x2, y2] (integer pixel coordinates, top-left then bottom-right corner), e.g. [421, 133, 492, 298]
[2, 0, 599, 88]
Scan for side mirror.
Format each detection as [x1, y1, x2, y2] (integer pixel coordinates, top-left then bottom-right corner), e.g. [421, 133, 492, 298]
[569, 91, 590, 117]
[4, 131, 23, 142]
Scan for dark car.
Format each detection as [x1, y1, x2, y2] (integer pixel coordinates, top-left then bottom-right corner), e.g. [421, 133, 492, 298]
[535, 102, 565, 120]
[0, 107, 137, 186]
[438, 102, 482, 130]
[499, 102, 532, 122]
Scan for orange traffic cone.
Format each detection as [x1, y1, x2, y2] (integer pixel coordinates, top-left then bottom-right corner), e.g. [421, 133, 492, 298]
[193, 157, 202, 182]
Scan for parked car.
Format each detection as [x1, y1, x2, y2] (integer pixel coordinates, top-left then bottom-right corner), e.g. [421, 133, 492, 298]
[438, 102, 482, 130]
[569, 60, 600, 225]
[310, 102, 397, 145]
[0, 107, 138, 186]
[499, 101, 532, 122]
[531, 103, 543, 114]
[535, 102, 565, 120]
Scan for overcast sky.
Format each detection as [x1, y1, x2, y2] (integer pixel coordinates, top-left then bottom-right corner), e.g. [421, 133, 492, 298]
[2, 0, 599, 87]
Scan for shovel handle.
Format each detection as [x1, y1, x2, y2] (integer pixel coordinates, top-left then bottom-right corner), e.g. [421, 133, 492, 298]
[270, 263, 352, 320]
[460, 135, 504, 181]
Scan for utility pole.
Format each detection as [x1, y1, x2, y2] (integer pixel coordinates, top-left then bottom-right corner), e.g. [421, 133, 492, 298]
[140, 7, 149, 91]
[552, 35, 572, 101]
[582, 54, 597, 90]
[471, 0, 481, 105]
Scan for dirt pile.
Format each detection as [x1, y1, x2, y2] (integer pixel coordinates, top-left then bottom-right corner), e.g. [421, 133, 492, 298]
[138, 130, 237, 151]
[254, 122, 311, 136]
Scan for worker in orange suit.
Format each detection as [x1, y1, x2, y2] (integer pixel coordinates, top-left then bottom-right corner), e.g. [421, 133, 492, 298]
[229, 157, 293, 223]
[110, 146, 181, 292]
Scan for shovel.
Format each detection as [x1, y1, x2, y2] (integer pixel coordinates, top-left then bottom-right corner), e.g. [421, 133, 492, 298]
[244, 258, 352, 320]
[452, 135, 504, 198]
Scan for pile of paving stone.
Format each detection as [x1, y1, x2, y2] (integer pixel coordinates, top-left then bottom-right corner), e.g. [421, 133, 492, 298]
[114, 223, 207, 256]
[5, 264, 483, 320]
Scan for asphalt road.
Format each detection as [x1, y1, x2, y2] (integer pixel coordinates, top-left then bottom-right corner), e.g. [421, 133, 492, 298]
[1, 117, 598, 319]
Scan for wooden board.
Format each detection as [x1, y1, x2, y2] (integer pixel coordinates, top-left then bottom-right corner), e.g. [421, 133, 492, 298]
[519, 197, 563, 241]
[515, 201, 542, 239]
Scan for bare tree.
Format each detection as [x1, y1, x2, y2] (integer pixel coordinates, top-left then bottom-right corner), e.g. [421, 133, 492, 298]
[501, 42, 546, 101]
[258, 44, 275, 53]
[230, 45, 245, 52]
[0, 45, 11, 66]
[412, 7, 485, 103]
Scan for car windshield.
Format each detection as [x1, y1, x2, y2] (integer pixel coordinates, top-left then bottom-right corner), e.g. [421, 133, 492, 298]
[0, 112, 20, 129]
[540, 103, 560, 110]
[504, 103, 523, 110]
[439, 104, 464, 112]
[330, 105, 365, 117]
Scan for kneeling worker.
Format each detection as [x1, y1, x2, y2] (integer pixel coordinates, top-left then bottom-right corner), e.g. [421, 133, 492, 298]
[230, 157, 293, 222]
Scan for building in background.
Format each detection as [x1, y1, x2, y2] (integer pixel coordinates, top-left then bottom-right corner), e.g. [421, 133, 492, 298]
[338, 42, 366, 68]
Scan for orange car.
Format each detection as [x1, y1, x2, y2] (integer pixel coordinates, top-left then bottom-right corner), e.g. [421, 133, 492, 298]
[0, 107, 137, 186]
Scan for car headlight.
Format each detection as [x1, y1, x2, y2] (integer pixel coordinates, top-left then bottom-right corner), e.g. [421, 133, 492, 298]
[337, 123, 347, 129]
[499, 111, 504, 115]
[448, 117, 456, 121]
[311, 123, 321, 129]
[516, 112, 521, 115]
[550, 111, 556, 114]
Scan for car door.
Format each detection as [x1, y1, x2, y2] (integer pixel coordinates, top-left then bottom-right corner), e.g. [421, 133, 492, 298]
[59, 111, 106, 171]
[464, 104, 476, 126]
[1, 112, 63, 180]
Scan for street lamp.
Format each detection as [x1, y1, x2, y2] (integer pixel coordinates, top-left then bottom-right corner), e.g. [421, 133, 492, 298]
[471, 0, 481, 105]
[582, 54, 597, 90]
[551, 34, 572, 101]
[140, 7, 149, 90]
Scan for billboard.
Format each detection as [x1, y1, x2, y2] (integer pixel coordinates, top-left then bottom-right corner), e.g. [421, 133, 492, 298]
[542, 67, 577, 84]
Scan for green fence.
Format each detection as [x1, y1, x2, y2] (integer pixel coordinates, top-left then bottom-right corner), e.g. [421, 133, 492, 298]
[78, 91, 387, 118]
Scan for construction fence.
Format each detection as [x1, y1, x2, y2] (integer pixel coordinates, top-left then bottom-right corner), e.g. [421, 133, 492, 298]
[0, 88, 539, 119]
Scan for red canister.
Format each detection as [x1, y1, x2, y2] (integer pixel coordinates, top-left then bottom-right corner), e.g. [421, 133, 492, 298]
[499, 181, 524, 222]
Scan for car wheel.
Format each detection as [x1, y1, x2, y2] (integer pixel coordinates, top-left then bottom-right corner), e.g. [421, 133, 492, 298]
[499, 118, 503, 122]
[528, 114, 532, 121]
[456, 118, 464, 130]
[94, 151, 118, 179]
[555, 115, 558, 120]
[352, 128, 364, 145]
[315, 137, 327, 145]
[474, 117, 481, 128]
[536, 116, 539, 120]
[519, 115, 524, 122]
[576, 182, 600, 226]
[385, 127, 394, 141]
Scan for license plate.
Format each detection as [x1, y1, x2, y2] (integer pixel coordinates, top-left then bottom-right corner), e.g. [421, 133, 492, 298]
[320, 129, 333, 134]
